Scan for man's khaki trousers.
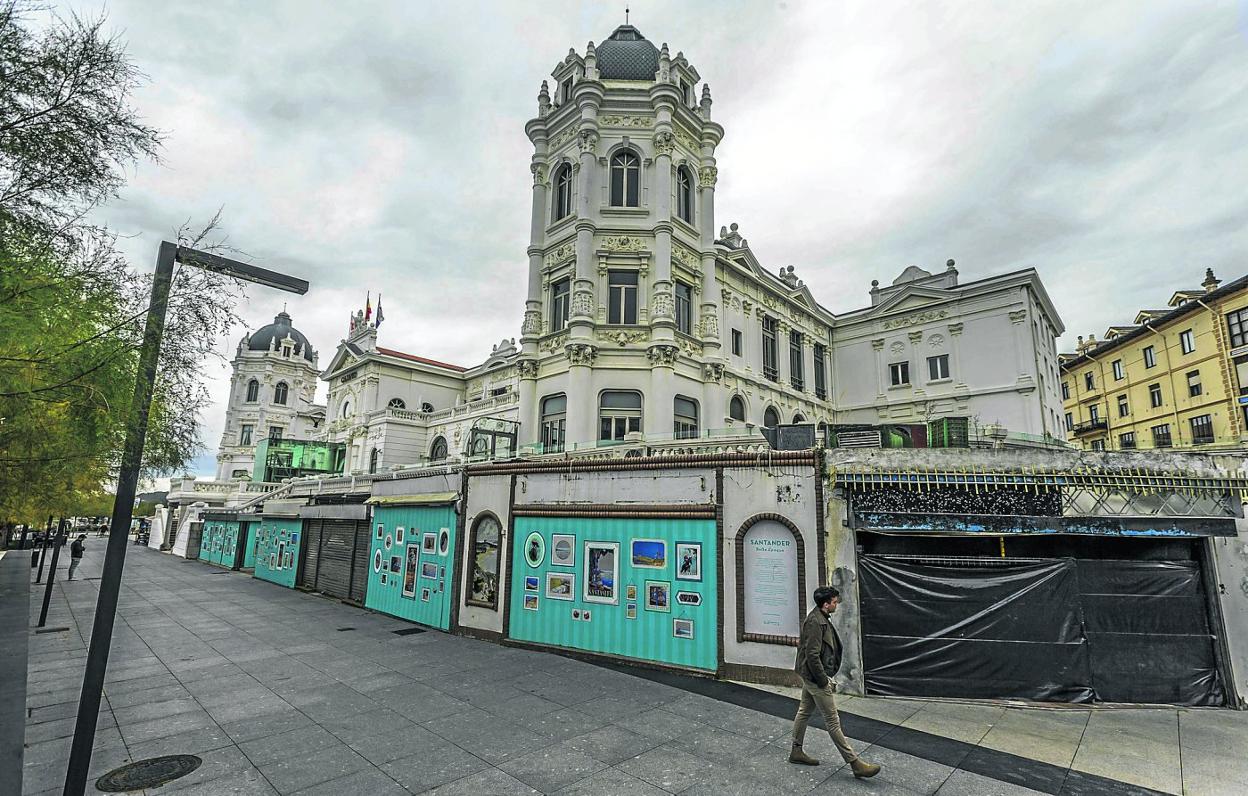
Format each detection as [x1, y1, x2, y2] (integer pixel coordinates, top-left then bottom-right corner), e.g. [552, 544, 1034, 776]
[791, 678, 858, 763]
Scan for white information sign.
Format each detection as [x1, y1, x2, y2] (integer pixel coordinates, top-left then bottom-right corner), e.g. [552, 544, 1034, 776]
[742, 520, 800, 638]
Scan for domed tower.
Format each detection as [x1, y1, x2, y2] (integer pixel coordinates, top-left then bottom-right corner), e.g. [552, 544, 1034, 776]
[517, 24, 726, 450]
[215, 311, 325, 480]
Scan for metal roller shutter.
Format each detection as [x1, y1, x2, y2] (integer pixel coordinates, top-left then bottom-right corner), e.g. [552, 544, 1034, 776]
[316, 518, 358, 602]
[299, 518, 323, 590]
[349, 519, 370, 604]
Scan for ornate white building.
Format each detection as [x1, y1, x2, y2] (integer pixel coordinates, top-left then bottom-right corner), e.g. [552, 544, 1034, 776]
[210, 24, 1067, 476]
[214, 311, 326, 480]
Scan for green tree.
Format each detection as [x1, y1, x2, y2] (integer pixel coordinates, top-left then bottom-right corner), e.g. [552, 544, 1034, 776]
[0, 1, 245, 525]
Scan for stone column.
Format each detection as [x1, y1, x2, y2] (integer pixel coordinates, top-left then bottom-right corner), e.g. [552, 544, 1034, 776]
[947, 322, 965, 387]
[872, 338, 885, 399]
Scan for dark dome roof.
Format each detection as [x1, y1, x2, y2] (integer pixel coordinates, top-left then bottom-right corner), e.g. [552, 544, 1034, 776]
[597, 25, 659, 80]
[247, 311, 313, 361]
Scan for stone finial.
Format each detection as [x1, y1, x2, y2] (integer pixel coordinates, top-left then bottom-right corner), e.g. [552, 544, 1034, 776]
[716, 222, 747, 249]
[585, 41, 598, 80]
[946, 258, 957, 271]
[1203, 268, 1221, 292]
[779, 265, 801, 288]
[699, 83, 713, 118]
[538, 80, 551, 117]
[870, 279, 879, 288]
[658, 42, 671, 82]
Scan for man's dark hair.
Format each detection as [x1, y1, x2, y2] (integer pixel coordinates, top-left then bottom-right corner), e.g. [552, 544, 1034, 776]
[813, 586, 840, 606]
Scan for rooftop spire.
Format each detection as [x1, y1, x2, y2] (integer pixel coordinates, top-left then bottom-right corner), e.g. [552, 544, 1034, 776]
[625, 6, 629, 24]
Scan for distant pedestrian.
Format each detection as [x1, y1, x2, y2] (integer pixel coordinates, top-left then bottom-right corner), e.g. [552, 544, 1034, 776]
[788, 585, 880, 779]
[68, 534, 87, 580]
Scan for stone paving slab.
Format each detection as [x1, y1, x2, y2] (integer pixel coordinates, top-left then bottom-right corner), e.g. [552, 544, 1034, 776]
[9, 548, 1247, 795]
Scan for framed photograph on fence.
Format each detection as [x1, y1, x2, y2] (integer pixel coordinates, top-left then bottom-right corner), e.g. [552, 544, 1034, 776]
[551, 534, 576, 567]
[403, 544, 419, 597]
[675, 542, 701, 581]
[546, 572, 575, 601]
[644, 580, 670, 613]
[583, 542, 619, 604]
[631, 539, 667, 569]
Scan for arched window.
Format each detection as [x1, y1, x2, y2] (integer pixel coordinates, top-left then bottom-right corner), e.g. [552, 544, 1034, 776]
[730, 395, 746, 422]
[736, 515, 806, 644]
[421, 402, 434, 413]
[764, 406, 781, 428]
[552, 163, 573, 221]
[610, 150, 640, 207]
[792, 413, 805, 424]
[245, 379, 259, 402]
[599, 390, 642, 441]
[430, 436, 448, 461]
[387, 397, 406, 410]
[540, 394, 567, 453]
[368, 448, 379, 474]
[676, 166, 694, 223]
[674, 396, 699, 440]
[273, 381, 288, 405]
[467, 513, 502, 609]
[341, 400, 352, 418]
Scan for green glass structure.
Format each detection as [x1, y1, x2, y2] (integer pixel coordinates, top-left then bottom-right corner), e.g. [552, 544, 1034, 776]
[253, 516, 303, 588]
[252, 438, 345, 483]
[365, 505, 457, 630]
[507, 516, 718, 672]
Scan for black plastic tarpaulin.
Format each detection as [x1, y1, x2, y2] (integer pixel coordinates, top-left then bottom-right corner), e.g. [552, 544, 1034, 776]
[859, 555, 1224, 705]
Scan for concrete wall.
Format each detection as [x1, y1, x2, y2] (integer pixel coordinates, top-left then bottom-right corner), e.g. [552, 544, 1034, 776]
[458, 473, 512, 636]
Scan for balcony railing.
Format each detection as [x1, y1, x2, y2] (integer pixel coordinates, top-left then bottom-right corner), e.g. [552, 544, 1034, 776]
[1072, 419, 1108, 436]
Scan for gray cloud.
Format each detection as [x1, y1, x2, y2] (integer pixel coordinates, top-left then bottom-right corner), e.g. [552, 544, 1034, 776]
[48, 0, 1248, 477]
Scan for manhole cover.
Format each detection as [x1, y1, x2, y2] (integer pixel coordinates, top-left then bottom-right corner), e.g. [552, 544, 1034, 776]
[95, 754, 201, 792]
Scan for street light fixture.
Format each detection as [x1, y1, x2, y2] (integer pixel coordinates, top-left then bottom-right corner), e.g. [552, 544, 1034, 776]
[63, 241, 307, 795]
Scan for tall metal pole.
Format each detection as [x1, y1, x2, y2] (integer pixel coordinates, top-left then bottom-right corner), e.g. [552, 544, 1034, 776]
[63, 243, 176, 796]
[35, 515, 53, 582]
[38, 518, 67, 627]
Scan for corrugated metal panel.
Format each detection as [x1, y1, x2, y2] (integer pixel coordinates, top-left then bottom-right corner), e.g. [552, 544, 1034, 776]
[241, 521, 258, 569]
[186, 522, 203, 558]
[254, 518, 302, 588]
[507, 516, 718, 672]
[316, 518, 361, 602]
[365, 505, 457, 630]
[299, 518, 322, 589]
[350, 520, 371, 604]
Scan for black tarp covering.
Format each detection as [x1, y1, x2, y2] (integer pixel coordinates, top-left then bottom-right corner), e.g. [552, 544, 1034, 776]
[859, 556, 1224, 706]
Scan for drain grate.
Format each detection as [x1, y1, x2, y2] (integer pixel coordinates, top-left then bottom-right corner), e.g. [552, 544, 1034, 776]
[392, 626, 426, 636]
[95, 754, 202, 792]
[336, 627, 356, 632]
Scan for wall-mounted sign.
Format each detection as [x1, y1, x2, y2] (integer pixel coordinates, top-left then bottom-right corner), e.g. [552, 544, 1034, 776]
[742, 520, 799, 638]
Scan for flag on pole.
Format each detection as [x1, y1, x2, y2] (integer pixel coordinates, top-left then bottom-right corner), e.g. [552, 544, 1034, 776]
[365, 292, 372, 322]
[375, 295, 385, 328]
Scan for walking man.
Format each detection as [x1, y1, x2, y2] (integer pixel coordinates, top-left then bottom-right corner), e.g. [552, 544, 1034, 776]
[788, 585, 880, 778]
[67, 534, 87, 580]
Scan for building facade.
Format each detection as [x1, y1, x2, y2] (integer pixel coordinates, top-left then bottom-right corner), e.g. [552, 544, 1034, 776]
[1061, 270, 1248, 451]
[215, 312, 325, 480]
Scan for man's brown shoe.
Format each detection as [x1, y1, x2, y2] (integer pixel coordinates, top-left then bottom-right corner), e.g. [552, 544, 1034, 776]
[789, 745, 820, 766]
[850, 758, 881, 778]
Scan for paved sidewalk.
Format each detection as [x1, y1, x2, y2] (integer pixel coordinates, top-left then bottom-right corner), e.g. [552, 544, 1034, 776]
[14, 547, 1248, 795]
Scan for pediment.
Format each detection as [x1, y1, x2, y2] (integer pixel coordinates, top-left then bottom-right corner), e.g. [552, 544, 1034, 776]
[871, 285, 950, 316]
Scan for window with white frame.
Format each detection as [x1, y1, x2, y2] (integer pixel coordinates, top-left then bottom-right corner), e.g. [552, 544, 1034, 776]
[889, 362, 910, 387]
[245, 379, 259, 402]
[599, 391, 642, 441]
[1143, 346, 1157, 368]
[731, 329, 742, 356]
[540, 394, 566, 453]
[551, 277, 570, 331]
[1117, 394, 1129, 417]
[430, 436, 448, 461]
[1149, 383, 1163, 407]
[387, 397, 406, 410]
[268, 426, 283, 441]
[1180, 329, 1195, 354]
[552, 164, 573, 221]
[607, 271, 638, 324]
[674, 396, 699, 440]
[609, 150, 640, 207]
[1112, 359, 1124, 380]
[1187, 370, 1202, 397]
[789, 330, 804, 390]
[927, 354, 950, 381]
[676, 166, 694, 223]
[730, 395, 746, 421]
[239, 424, 253, 445]
[273, 381, 288, 405]
[761, 316, 778, 381]
[675, 281, 693, 335]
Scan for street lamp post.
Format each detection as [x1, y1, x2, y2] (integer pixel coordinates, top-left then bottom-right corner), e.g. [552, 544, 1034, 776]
[62, 241, 307, 795]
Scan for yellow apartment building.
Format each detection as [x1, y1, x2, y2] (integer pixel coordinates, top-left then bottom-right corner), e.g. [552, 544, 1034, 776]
[1060, 269, 1248, 451]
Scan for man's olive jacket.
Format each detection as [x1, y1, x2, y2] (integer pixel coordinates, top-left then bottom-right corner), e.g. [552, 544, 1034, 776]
[794, 606, 842, 688]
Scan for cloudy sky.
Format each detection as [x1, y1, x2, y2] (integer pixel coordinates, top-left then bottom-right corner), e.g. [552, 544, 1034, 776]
[53, 0, 1248, 478]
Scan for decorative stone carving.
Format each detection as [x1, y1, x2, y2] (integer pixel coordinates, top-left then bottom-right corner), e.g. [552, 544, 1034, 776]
[601, 235, 647, 252]
[778, 265, 801, 288]
[571, 288, 594, 317]
[948, 322, 964, 336]
[672, 243, 700, 272]
[703, 362, 725, 382]
[698, 309, 719, 339]
[1009, 310, 1028, 324]
[679, 339, 703, 357]
[716, 222, 747, 249]
[517, 359, 539, 379]
[881, 309, 948, 330]
[889, 341, 904, 355]
[566, 343, 598, 366]
[698, 166, 718, 188]
[598, 330, 646, 347]
[598, 115, 654, 128]
[647, 344, 679, 367]
[521, 310, 542, 336]
[540, 332, 567, 352]
[652, 130, 675, 156]
[543, 240, 575, 268]
[928, 333, 946, 348]
[577, 130, 599, 153]
[908, 331, 923, 344]
[651, 289, 673, 319]
[530, 163, 547, 186]
[549, 125, 576, 150]
[673, 126, 699, 152]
